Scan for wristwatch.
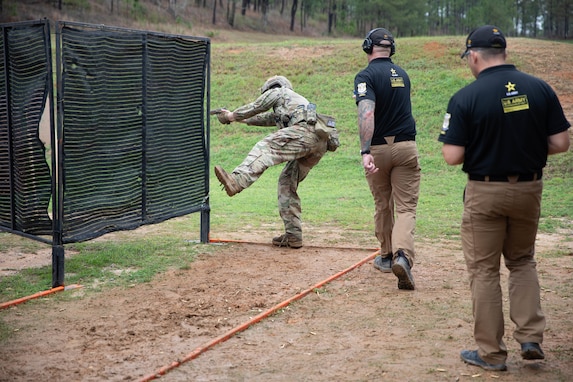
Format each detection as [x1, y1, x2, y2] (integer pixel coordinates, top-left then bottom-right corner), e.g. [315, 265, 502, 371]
[360, 149, 371, 155]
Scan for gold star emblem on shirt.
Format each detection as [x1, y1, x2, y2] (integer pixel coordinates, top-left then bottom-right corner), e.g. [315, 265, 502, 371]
[390, 68, 397, 76]
[505, 81, 516, 92]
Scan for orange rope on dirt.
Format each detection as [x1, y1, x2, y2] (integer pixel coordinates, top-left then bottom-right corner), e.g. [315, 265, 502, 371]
[209, 237, 254, 244]
[139, 247, 378, 381]
[0, 284, 83, 310]
[208, 237, 380, 252]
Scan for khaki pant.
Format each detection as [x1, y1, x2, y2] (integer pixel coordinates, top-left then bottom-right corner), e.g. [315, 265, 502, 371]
[232, 124, 328, 239]
[367, 139, 420, 265]
[461, 179, 546, 364]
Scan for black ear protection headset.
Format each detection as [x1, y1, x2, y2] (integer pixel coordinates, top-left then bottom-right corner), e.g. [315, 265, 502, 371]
[362, 28, 396, 56]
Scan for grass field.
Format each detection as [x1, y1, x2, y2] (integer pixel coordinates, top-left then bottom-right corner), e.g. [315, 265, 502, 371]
[207, 35, 573, 238]
[1, 35, 572, 301]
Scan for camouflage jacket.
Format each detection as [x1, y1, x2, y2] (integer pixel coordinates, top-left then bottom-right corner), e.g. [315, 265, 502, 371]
[232, 87, 310, 129]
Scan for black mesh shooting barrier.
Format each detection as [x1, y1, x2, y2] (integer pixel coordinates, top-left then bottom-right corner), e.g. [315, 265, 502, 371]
[1, 19, 211, 286]
[0, 20, 54, 236]
[57, 22, 211, 243]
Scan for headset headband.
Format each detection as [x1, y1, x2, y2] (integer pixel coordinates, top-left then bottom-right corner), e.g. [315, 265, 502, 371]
[362, 28, 395, 56]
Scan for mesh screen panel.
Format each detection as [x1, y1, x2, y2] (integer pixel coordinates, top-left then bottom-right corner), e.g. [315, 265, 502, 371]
[0, 21, 53, 235]
[59, 24, 209, 243]
[145, 36, 208, 221]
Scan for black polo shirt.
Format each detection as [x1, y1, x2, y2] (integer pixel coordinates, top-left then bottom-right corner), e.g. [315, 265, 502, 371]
[354, 57, 416, 145]
[439, 64, 570, 175]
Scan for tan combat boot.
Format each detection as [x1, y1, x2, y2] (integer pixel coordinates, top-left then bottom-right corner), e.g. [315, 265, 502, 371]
[272, 233, 303, 249]
[214, 165, 242, 197]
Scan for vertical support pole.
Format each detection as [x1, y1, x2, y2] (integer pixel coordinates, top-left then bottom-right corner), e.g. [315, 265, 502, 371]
[141, 33, 148, 222]
[2, 24, 16, 231]
[201, 40, 211, 244]
[200, 201, 210, 243]
[51, 245, 65, 287]
[52, 21, 65, 287]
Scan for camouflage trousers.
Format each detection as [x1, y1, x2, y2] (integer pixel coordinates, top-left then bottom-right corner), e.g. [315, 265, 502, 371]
[232, 124, 328, 239]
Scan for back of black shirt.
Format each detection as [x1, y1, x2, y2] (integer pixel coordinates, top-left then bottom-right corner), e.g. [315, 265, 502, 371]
[439, 64, 570, 175]
[354, 57, 416, 145]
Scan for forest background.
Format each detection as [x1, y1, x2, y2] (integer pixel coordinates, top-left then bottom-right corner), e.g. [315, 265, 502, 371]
[1, 0, 572, 40]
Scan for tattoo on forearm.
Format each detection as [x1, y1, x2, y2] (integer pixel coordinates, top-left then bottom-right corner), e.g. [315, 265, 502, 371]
[358, 100, 375, 149]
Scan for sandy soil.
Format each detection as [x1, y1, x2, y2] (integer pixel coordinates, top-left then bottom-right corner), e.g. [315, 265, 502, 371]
[0, 230, 572, 382]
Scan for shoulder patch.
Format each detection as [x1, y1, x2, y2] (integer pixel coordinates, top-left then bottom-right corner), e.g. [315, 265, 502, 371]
[440, 113, 451, 135]
[356, 82, 367, 97]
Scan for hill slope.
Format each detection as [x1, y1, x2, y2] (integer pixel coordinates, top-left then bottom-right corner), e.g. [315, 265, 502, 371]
[1, 0, 330, 41]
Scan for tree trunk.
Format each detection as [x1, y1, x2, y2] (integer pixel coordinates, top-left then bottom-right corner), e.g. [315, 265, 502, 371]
[168, 0, 178, 17]
[261, 0, 268, 28]
[290, 0, 298, 31]
[300, 0, 304, 31]
[212, 0, 217, 24]
[227, 0, 237, 27]
[328, 0, 336, 35]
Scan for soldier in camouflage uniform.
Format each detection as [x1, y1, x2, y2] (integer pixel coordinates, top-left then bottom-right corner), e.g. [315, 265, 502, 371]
[213, 75, 338, 249]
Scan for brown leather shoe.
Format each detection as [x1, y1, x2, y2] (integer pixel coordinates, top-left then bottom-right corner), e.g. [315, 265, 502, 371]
[460, 350, 507, 371]
[272, 234, 303, 249]
[391, 250, 415, 290]
[373, 254, 393, 273]
[214, 165, 241, 197]
[521, 342, 545, 360]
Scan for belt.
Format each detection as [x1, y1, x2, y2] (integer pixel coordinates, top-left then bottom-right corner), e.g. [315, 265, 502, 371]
[375, 134, 415, 145]
[468, 170, 542, 182]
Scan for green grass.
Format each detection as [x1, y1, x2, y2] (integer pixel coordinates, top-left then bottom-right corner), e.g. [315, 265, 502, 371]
[209, 36, 572, 237]
[1, 35, 571, 302]
[0, 235, 210, 301]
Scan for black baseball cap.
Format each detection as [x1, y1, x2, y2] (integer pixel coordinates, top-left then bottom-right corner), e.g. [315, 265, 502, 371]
[370, 28, 394, 46]
[461, 25, 506, 58]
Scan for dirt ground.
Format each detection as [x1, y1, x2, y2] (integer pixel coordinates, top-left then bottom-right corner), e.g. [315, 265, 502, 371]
[0, 228, 572, 382]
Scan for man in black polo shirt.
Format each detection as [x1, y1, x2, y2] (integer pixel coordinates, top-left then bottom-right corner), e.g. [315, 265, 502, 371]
[354, 27, 421, 290]
[439, 25, 570, 371]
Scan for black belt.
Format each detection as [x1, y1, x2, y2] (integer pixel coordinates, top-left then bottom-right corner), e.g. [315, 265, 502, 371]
[468, 170, 542, 182]
[375, 134, 415, 145]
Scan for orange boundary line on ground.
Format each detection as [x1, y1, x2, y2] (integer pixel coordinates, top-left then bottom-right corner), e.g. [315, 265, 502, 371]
[0, 284, 83, 310]
[209, 237, 380, 252]
[139, 239, 379, 381]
